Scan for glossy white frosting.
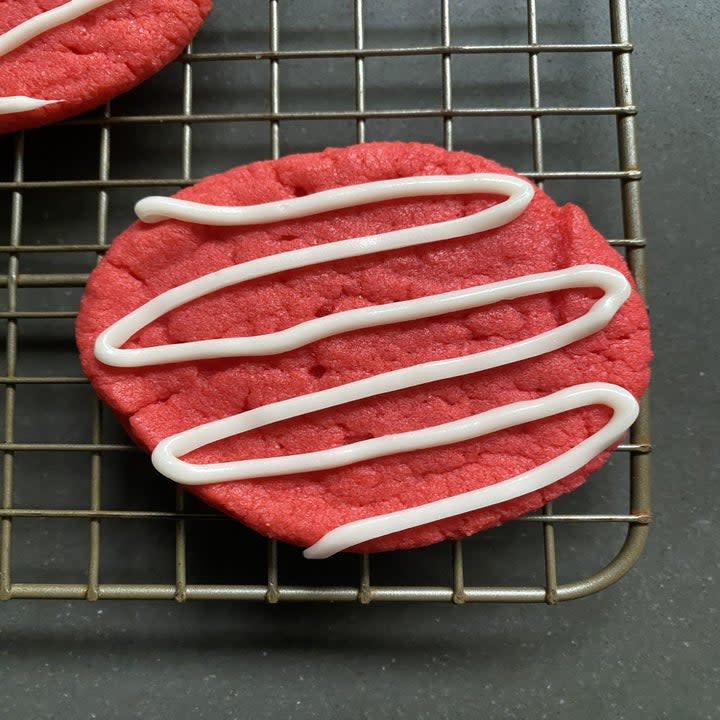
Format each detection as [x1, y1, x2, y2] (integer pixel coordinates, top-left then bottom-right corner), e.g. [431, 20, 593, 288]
[303, 383, 637, 558]
[100, 174, 534, 366]
[94, 173, 637, 558]
[0, 96, 60, 115]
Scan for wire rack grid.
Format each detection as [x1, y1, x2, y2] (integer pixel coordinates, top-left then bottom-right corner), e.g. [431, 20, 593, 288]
[0, 0, 650, 603]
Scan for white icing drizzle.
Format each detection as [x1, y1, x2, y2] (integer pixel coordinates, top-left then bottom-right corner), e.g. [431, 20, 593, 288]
[0, 0, 116, 59]
[0, 96, 61, 115]
[94, 173, 638, 558]
[102, 174, 535, 366]
[304, 383, 636, 559]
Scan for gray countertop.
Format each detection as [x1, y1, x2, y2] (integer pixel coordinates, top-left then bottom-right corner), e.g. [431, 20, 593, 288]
[1, 1, 718, 718]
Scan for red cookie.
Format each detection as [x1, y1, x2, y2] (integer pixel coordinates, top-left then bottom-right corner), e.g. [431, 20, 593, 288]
[0, 0, 212, 134]
[76, 142, 651, 555]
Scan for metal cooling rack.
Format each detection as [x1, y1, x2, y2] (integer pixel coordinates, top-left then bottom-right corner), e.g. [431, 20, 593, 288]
[0, 0, 650, 603]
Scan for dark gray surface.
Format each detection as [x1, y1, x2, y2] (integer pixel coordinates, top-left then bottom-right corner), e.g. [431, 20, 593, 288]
[1, 1, 718, 718]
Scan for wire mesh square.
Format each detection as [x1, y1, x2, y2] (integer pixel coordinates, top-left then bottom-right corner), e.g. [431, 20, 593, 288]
[0, 0, 650, 603]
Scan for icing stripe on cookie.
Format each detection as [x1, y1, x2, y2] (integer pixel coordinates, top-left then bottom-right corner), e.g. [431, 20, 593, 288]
[0, 96, 61, 115]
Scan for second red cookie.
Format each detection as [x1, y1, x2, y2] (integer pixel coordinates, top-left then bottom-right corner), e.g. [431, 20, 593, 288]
[0, 0, 212, 134]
